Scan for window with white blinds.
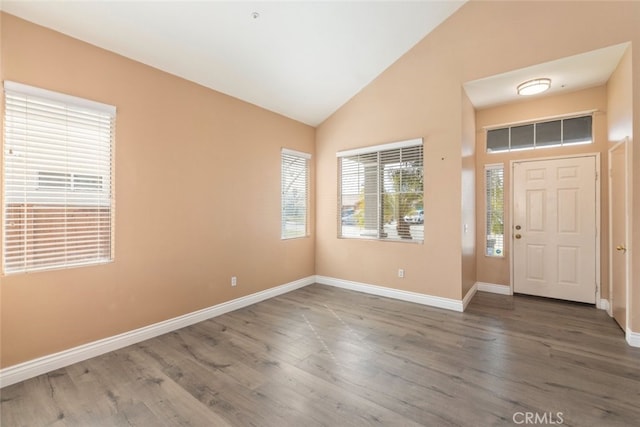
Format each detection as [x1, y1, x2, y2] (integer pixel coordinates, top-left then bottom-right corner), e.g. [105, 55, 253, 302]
[3, 81, 115, 274]
[338, 138, 423, 242]
[485, 164, 504, 257]
[281, 148, 310, 239]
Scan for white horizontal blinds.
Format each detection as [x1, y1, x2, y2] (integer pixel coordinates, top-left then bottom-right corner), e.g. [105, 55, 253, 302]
[381, 144, 424, 241]
[485, 164, 504, 257]
[339, 151, 379, 238]
[3, 82, 115, 274]
[338, 139, 423, 242]
[281, 149, 310, 239]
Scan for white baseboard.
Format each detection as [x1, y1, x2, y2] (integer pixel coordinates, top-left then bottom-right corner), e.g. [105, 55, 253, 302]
[315, 275, 465, 312]
[597, 298, 610, 313]
[462, 283, 477, 310]
[627, 329, 640, 348]
[476, 282, 512, 295]
[3, 274, 635, 387]
[0, 276, 315, 388]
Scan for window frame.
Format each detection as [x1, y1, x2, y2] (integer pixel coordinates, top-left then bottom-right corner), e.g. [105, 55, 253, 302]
[2, 81, 116, 275]
[337, 138, 424, 243]
[281, 148, 311, 240]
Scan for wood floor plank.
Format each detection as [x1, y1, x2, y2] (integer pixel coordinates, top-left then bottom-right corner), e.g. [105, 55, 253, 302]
[2, 284, 640, 426]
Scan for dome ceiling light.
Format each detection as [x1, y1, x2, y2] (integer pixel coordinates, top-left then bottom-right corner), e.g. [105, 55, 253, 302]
[517, 78, 551, 96]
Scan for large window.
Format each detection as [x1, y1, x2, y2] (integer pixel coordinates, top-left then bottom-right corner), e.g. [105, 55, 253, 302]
[3, 82, 115, 274]
[338, 138, 423, 242]
[485, 164, 504, 257]
[281, 148, 310, 239]
[487, 114, 592, 153]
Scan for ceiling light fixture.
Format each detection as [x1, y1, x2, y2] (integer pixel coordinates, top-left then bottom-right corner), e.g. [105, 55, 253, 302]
[517, 78, 551, 96]
[251, 12, 260, 19]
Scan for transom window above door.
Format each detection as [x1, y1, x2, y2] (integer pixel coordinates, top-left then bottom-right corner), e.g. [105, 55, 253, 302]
[486, 114, 593, 153]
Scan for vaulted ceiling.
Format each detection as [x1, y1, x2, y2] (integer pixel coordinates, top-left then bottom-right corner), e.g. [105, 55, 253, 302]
[1, 1, 627, 126]
[0, 1, 466, 126]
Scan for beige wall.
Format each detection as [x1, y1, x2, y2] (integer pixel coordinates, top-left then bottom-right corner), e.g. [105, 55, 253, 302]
[608, 47, 633, 144]
[316, 1, 638, 307]
[2, 0, 640, 369]
[461, 92, 476, 297]
[475, 86, 610, 297]
[0, 13, 316, 368]
[633, 30, 640, 334]
[315, 55, 465, 300]
[607, 45, 636, 331]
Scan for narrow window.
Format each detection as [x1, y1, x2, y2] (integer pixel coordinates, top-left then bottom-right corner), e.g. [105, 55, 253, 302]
[3, 82, 115, 274]
[485, 164, 504, 257]
[338, 139, 423, 242]
[281, 148, 310, 239]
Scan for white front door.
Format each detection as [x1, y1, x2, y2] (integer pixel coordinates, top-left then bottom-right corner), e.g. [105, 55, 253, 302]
[513, 156, 597, 303]
[609, 140, 628, 330]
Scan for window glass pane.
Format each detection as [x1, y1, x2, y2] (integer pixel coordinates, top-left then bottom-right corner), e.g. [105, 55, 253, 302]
[339, 156, 366, 238]
[487, 128, 509, 152]
[74, 174, 103, 191]
[381, 145, 423, 241]
[362, 161, 379, 235]
[281, 151, 309, 239]
[38, 171, 71, 188]
[510, 124, 534, 150]
[381, 149, 401, 235]
[485, 166, 504, 257]
[535, 120, 562, 147]
[563, 116, 592, 145]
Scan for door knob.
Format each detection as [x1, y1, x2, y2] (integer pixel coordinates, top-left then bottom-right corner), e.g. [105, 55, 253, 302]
[616, 245, 627, 253]
[515, 234, 522, 239]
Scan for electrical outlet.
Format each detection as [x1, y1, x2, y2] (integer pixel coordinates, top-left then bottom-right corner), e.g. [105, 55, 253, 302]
[231, 276, 237, 287]
[398, 269, 405, 278]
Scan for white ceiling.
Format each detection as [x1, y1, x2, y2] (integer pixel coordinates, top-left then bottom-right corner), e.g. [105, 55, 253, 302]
[0, 0, 466, 126]
[464, 43, 630, 109]
[3, 2, 628, 123]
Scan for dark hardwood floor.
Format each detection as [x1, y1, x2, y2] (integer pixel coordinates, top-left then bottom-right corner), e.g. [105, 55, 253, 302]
[2, 284, 639, 426]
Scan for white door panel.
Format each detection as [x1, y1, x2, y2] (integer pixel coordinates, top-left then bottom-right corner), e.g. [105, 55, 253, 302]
[609, 141, 628, 330]
[513, 156, 596, 303]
